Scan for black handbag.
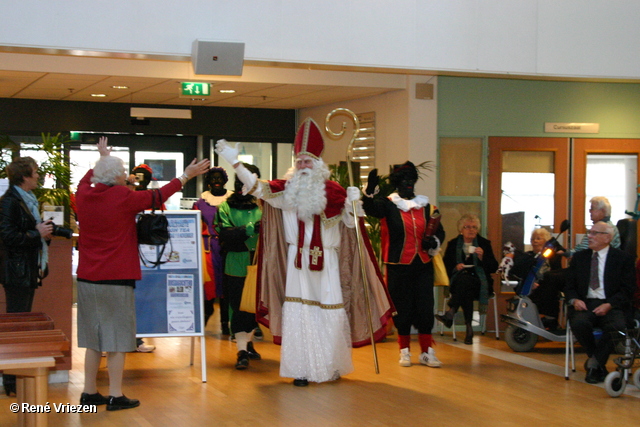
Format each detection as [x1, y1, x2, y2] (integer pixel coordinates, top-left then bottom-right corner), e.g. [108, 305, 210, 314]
[137, 189, 171, 267]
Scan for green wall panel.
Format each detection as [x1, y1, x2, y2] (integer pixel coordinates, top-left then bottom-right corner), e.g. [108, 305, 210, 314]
[438, 76, 640, 138]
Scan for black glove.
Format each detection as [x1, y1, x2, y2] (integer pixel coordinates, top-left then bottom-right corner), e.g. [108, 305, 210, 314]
[422, 236, 438, 251]
[365, 169, 379, 195]
[253, 220, 261, 235]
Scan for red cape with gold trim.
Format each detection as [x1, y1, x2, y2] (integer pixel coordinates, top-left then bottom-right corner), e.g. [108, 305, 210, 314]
[254, 196, 395, 348]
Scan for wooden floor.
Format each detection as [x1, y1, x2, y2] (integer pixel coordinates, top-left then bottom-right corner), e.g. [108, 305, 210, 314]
[1, 306, 639, 427]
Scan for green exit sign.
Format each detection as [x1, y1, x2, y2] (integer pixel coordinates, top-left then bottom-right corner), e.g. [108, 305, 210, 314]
[181, 82, 210, 96]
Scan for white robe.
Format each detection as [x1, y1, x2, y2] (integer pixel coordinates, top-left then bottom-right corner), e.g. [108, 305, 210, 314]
[253, 180, 355, 382]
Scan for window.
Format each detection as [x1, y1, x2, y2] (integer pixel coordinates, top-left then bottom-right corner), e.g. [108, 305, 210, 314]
[500, 151, 555, 247]
[585, 154, 637, 225]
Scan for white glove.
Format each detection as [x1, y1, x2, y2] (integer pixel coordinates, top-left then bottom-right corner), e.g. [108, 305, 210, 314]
[346, 186, 361, 203]
[215, 139, 240, 166]
[344, 187, 364, 218]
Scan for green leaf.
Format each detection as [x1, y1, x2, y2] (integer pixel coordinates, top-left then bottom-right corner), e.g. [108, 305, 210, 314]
[0, 133, 74, 226]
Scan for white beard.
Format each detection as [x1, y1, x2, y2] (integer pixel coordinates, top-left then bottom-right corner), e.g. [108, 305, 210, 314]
[283, 167, 327, 221]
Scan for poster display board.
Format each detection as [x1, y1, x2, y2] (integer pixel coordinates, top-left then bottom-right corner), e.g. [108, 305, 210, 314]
[134, 210, 207, 381]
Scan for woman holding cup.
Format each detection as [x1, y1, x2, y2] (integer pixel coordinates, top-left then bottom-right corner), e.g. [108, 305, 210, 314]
[436, 214, 498, 344]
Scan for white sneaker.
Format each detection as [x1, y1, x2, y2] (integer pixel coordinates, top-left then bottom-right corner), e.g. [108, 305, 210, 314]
[399, 348, 411, 367]
[136, 343, 156, 353]
[419, 347, 442, 368]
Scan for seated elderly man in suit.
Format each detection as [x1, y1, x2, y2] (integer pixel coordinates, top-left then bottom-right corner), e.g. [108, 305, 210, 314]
[565, 221, 636, 384]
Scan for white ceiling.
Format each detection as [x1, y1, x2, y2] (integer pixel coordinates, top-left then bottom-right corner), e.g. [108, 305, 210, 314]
[0, 69, 399, 110]
[1, 47, 635, 113]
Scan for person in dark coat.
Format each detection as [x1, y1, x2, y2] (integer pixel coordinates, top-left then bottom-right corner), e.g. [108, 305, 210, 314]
[564, 221, 635, 384]
[0, 157, 53, 311]
[509, 227, 565, 330]
[0, 156, 53, 395]
[437, 214, 498, 344]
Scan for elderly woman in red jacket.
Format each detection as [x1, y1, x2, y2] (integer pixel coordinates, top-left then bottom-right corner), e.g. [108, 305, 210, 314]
[75, 137, 209, 411]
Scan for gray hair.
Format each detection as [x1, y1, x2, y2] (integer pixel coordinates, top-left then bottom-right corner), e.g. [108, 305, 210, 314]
[590, 196, 611, 217]
[531, 227, 551, 242]
[91, 156, 125, 186]
[457, 214, 481, 233]
[594, 221, 614, 236]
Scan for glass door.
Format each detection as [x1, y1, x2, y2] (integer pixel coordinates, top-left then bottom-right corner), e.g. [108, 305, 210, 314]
[486, 137, 570, 331]
[487, 137, 570, 257]
[572, 139, 640, 252]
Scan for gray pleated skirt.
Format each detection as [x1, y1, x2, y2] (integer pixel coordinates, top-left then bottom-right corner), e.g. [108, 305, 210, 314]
[77, 280, 137, 352]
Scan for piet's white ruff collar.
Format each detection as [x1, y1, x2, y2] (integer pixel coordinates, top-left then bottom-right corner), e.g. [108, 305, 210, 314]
[201, 190, 232, 206]
[389, 193, 429, 212]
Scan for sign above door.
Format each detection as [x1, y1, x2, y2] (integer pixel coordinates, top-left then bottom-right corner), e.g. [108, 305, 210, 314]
[544, 123, 599, 133]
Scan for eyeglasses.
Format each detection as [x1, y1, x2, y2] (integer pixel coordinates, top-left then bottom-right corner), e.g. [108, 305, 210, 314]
[588, 229, 609, 236]
[462, 225, 478, 230]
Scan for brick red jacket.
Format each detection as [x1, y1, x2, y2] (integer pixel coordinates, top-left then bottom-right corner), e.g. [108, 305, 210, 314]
[75, 169, 181, 283]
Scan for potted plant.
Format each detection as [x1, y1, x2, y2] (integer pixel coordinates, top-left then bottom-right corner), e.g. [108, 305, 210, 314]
[0, 133, 73, 226]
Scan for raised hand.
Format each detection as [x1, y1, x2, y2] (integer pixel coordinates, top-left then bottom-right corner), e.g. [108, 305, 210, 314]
[365, 168, 379, 195]
[97, 136, 111, 156]
[215, 139, 240, 166]
[184, 158, 211, 179]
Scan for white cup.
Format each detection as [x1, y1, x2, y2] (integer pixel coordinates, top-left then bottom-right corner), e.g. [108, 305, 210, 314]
[467, 245, 476, 255]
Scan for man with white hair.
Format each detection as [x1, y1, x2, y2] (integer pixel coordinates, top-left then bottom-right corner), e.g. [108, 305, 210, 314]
[216, 118, 392, 387]
[567, 196, 620, 257]
[565, 221, 635, 383]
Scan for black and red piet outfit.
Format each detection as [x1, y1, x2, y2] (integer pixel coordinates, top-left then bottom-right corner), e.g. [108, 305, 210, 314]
[363, 185, 445, 366]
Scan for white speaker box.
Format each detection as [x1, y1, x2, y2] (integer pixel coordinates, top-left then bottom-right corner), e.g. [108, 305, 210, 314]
[191, 40, 245, 76]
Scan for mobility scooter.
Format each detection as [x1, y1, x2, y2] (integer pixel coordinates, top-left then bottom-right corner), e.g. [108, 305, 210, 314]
[502, 220, 570, 352]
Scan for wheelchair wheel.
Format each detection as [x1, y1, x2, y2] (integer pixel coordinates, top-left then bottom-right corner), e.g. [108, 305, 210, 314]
[504, 324, 537, 352]
[604, 371, 626, 397]
[632, 369, 640, 388]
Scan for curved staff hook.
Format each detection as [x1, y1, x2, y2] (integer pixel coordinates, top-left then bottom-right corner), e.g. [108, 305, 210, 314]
[325, 108, 380, 374]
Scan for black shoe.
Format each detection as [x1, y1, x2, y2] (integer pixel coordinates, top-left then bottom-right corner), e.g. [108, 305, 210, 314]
[585, 368, 602, 384]
[585, 367, 607, 384]
[464, 323, 474, 345]
[80, 392, 108, 406]
[221, 324, 231, 336]
[235, 350, 250, 370]
[435, 313, 454, 329]
[106, 395, 140, 411]
[584, 356, 598, 372]
[293, 378, 309, 387]
[3, 375, 16, 396]
[4, 383, 16, 396]
[254, 326, 264, 340]
[464, 332, 473, 345]
[246, 342, 261, 360]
